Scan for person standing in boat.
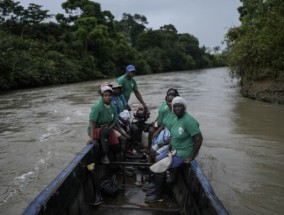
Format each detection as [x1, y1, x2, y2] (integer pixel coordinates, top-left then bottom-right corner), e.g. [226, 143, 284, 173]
[116, 64, 148, 146]
[116, 64, 147, 108]
[87, 84, 120, 164]
[145, 96, 203, 203]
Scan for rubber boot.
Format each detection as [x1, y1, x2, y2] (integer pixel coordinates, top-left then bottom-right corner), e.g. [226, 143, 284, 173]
[99, 128, 111, 164]
[143, 182, 155, 190]
[143, 171, 154, 190]
[146, 188, 155, 196]
[90, 169, 102, 206]
[145, 173, 165, 202]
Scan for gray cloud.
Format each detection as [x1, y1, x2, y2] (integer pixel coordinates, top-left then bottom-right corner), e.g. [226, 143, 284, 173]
[20, 0, 241, 48]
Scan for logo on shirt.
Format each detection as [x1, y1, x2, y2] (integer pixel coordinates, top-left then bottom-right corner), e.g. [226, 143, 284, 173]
[111, 114, 114, 118]
[178, 127, 184, 135]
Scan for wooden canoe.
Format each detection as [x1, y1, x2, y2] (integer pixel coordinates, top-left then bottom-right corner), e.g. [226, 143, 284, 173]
[22, 142, 229, 215]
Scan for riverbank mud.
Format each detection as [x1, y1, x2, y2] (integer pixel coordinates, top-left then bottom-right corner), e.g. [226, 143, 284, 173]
[241, 80, 284, 104]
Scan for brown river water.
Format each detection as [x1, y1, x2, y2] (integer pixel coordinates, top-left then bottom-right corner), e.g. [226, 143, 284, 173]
[0, 68, 283, 215]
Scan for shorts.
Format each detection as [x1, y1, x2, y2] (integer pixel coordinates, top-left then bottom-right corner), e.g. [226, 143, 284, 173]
[93, 127, 119, 145]
[114, 128, 128, 138]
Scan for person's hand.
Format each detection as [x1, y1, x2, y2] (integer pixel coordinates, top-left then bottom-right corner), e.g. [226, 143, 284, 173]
[184, 156, 194, 165]
[157, 143, 164, 149]
[142, 103, 149, 113]
[152, 132, 158, 139]
[87, 138, 93, 144]
[126, 105, 131, 111]
[121, 118, 128, 125]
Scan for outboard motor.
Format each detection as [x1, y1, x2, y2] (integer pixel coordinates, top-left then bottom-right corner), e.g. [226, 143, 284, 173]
[131, 105, 151, 146]
[133, 105, 150, 125]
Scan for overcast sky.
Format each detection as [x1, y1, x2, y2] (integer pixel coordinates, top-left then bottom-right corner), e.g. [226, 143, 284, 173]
[20, 0, 241, 49]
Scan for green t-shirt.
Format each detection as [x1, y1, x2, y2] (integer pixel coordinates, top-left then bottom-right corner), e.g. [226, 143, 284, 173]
[170, 112, 201, 159]
[156, 102, 169, 126]
[116, 74, 138, 102]
[162, 111, 176, 129]
[89, 99, 118, 128]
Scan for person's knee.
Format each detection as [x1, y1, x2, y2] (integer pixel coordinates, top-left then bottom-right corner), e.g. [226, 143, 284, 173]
[118, 135, 126, 143]
[100, 128, 111, 137]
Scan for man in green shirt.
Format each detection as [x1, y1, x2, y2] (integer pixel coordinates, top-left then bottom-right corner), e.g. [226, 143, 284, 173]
[116, 65, 148, 146]
[116, 65, 147, 109]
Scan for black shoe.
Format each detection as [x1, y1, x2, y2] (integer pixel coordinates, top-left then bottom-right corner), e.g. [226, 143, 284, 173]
[125, 166, 136, 172]
[145, 188, 154, 196]
[125, 169, 134, 177]
[142, 182, 155, 190]
[101, 155, 109, 164]
[145, 194, 163, 203]
[90, 198, 102, 206]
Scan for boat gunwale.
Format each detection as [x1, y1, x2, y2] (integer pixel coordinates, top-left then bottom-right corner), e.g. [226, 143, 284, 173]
[22, 143, 229, 215]
[22, 143, 94, 215]
[190, 160, 229, 215]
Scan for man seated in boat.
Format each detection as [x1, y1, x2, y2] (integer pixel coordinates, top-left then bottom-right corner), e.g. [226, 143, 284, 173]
[144, 96, 203, 202]
[87, 83, 128, 164]
[111, 82, 131, 132]
[110, 82, 135, 157]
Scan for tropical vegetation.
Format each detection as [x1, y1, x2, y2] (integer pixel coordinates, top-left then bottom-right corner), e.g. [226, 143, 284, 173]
[226, 0, 284, 83]
[0, 0, 225, 91]
[226, 0, 284, 103]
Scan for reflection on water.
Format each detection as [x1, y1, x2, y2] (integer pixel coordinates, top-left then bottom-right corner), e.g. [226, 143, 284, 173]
[0, 68, 283, 215]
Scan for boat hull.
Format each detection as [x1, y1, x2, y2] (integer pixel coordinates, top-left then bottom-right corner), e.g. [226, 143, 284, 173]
[22, 143, 228, 215]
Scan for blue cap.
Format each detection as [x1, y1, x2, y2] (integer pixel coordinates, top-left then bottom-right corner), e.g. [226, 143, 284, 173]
[126, 65, 136, 72]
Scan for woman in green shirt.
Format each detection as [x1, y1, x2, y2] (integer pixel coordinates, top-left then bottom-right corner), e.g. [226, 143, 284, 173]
[143, 88, 180, 154]
[87, 84, 119, 164]
[145, 96, 203, 203]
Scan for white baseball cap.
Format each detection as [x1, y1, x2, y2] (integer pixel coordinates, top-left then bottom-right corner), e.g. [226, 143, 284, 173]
[101, 85, 113, 93]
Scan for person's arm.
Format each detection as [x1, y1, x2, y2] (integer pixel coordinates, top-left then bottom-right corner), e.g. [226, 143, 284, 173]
[184, 133, 203, 164]
[119, 116, 128, 125]
[134, 90, 146, 108]
[108, 121, 116, 129]
[88, 120, 96, 144]
[158, 138, 170, 148]
[153, 125, 164, 138]
[114, 123, 131, 140]
[125, 104, 131, 111]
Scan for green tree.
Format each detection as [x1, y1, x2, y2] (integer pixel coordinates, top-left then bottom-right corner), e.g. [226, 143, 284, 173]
[116, 13, 148, 46]
[226, 0, 284, 81]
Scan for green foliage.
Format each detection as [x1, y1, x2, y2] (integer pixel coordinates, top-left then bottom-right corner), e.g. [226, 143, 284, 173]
[0, 0, 223, 91]
[226, 0, 284, 82]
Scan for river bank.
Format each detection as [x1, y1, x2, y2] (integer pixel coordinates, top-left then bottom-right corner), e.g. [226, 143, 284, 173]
[241, 79, 284, 104]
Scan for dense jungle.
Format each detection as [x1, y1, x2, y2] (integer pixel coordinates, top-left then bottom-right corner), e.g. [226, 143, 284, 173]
[0, 0, 283, 103]
[0, 0, 226, 91]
